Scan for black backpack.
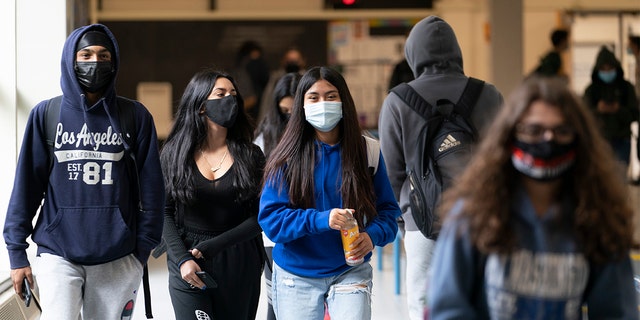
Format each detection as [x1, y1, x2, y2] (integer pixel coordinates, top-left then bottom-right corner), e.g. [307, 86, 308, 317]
[44, 96, 155, 319]
[390, 78, 484, 239]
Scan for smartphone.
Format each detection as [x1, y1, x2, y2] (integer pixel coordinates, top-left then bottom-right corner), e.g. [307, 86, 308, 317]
[22, 277, 32, 308]
[195, 271, 217, 289]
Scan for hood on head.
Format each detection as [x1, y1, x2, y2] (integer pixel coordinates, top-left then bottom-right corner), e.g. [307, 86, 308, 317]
[61, 24, 119, 104]
[591, 45, 624, 82]
[404, 16, 464, 78]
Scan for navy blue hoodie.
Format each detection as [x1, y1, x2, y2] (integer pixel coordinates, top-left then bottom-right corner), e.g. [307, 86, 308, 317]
[3, 24, 165, 268]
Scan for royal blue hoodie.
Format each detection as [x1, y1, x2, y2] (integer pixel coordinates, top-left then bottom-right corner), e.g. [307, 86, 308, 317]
[259, 140, 401, 277]
[3, 24, 165, 269]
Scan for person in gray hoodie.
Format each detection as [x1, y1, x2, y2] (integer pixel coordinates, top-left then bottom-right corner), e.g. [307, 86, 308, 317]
[378, 16, 503, 320]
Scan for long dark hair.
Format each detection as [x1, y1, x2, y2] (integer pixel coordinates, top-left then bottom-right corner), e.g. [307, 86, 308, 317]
[263, 66, 377, 226]
[160, 69, 259, 204]
[254, 72, 301, 157]
[439, 76, 635, 264]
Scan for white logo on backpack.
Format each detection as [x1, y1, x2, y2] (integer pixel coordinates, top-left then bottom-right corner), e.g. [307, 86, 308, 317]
[438, 134, 461, 152]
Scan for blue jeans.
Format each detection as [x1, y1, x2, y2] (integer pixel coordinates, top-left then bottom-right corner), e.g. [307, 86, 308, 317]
[273, 261, 373, 320]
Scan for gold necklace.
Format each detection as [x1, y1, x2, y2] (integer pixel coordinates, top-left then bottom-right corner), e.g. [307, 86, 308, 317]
[201, 149, 228, 173]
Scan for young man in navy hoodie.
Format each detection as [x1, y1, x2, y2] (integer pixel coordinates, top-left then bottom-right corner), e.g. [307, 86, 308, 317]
[3, 24, 165, 319]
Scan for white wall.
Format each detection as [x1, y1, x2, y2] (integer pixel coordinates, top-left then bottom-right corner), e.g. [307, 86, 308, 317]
[0, 0, 66, 271]
[0, 0, 18, 274]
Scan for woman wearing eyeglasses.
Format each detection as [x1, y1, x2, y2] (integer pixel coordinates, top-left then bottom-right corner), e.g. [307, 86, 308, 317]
[427, 76, 637, 319]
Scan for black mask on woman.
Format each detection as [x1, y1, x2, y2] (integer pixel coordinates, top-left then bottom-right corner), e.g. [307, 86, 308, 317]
[284, 62, 301, 73]
[280, 112, 291, 122]
[204, 95, 239, 128]
[75, 61, 114, 93]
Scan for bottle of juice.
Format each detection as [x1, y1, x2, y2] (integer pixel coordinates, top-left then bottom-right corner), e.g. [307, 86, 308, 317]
[341, 210, 363, 266]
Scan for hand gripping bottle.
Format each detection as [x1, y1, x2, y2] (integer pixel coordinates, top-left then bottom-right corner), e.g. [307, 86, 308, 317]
[341, 210, 364, 266]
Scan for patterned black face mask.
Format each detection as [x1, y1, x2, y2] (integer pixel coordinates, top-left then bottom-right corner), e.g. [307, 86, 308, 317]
[75, 61, 114, 93]
[511, 139, 577, 181]
[203, 95, 239, 128]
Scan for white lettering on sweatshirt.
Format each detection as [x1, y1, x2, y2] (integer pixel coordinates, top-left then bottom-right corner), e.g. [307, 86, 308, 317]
[54, 123, 123, 151]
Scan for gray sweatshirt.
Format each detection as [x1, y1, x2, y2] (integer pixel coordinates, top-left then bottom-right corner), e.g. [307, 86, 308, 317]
[378, 15, 503, 231]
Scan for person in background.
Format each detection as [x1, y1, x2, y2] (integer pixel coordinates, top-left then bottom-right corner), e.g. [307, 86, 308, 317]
[160, 69, 265, 320]
[583, 46, 639, 170]
[378, 16, 503, 320]
[532, 28, 570, 79]
[3, 24, 165, 319]
[628, 35, 640, 98]
[253, 72, 301, 320]
[388, 59, 414, 91]
[428, 76, 638, 319]
[234, 40, 270, 121]
[258, 66, 401, 320]
[258, 46, 307, 122]
[254, 72, 301, 156]
[388, 27, 415, 90]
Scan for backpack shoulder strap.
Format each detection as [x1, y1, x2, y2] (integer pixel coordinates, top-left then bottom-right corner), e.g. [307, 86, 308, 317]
[115, 96, 137, 151]
[390, 83, 433, 121]
[454, 77, 485, 119]
[363, 135, 380, 175]
[45, 95, 63, 171]
[45, 95, 63, 148]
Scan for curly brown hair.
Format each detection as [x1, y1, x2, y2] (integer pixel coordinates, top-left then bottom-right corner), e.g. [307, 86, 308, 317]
[438, 76, 635, 264]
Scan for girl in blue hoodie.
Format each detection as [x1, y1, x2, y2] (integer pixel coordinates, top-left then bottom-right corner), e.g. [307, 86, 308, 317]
[258, 66, 401, 320]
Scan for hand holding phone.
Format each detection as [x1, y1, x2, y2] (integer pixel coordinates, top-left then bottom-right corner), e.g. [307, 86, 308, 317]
[22, 277, 32, 308]
[195, 271, 217, 289]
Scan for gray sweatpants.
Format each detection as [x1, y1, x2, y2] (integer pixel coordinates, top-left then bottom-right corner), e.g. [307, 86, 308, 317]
[35, 253, 143, 320]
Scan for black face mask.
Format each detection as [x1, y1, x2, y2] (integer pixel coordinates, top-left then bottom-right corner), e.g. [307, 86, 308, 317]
[75, 61, 114, 93]
[511, 139, 577, 181]
[204, 95, 239, 128]
[280, 112, 291, 122]
[284, 62, 301, 73]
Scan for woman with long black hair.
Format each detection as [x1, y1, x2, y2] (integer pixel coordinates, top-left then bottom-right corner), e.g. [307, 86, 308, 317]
[160, 69, 265, 320]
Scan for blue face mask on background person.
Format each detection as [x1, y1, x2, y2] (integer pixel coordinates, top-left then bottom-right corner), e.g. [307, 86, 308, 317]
[204, 95, 239, 128]
[511, 139, 577, 181]
[598, 69, 617, 83]
[304, 101, 343, 132]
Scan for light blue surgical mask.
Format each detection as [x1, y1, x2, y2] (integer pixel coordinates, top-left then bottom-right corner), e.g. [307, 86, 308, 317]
[304, 101, 343, 132]
[598, 69, 617, 83]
